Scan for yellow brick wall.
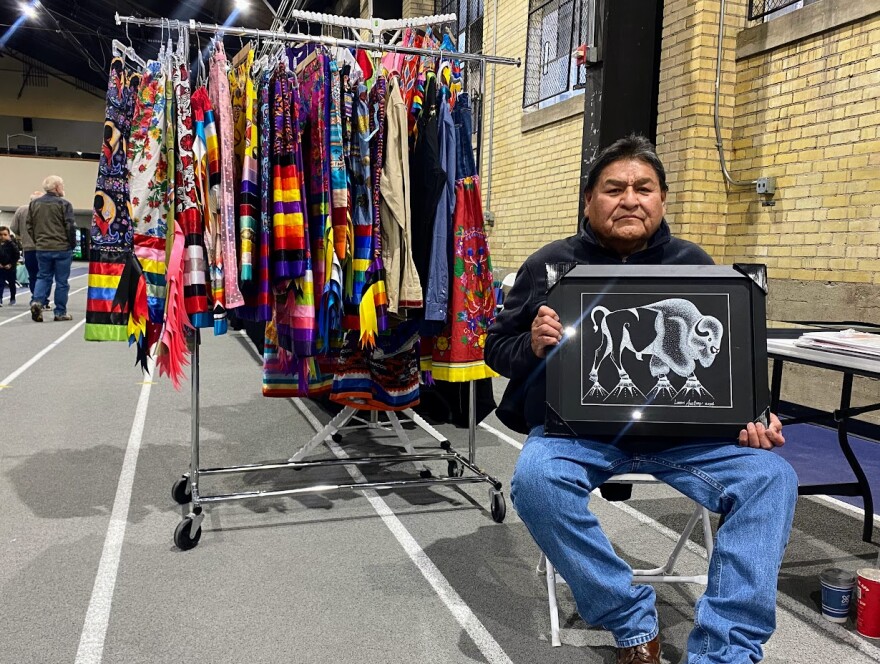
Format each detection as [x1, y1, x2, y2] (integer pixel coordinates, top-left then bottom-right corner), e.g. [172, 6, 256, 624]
[481, 0, 585, 271]
[656, 0, 750, 261]
[402, 0, 436, 18]
[727, 13, 880, 284]
[485, 2, 880, 280]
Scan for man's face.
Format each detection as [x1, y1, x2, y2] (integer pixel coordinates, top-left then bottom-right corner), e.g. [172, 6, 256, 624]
[0, 230, 9, 243]
[584, 158, 667, 258]
[56, 181, 65, 196]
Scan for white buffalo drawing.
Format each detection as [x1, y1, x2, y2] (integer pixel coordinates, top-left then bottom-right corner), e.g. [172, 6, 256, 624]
[584, 298, 724, 404]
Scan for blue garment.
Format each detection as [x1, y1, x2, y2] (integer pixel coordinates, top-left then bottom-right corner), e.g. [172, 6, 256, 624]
[23, 250, 40, 298]
[32, 250, 72, 316]
[452, 93, 477, 179]
[424, 97, 456, 323]
[512, 427, 798, 661]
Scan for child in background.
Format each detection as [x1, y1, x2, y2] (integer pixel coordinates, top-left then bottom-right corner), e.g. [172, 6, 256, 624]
[0, 226, 21, 306]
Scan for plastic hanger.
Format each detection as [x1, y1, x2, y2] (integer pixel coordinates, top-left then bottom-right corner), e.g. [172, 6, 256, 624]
[112, 39, 147, 69]
[195, 32, 208, 87]
[158, 19, 166, 61]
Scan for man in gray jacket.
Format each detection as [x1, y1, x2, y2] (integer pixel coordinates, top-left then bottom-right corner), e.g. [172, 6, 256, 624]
[27, 175, 76, 322]
[10, 191, 45, 303]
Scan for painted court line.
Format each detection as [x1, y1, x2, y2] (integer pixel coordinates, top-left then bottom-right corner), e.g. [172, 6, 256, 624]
[481, 421, 880, 526]
[478, 417, 880, 656]
[479, 421, 524, 450]
[808, 494, 880, 525]
[0, 285, 88, 327]
[0, 319, 85, 387]
[235, 337, 514, 664]
[591, 486, 880, 659]
[75, 359, 154, 664]
[291, 397, 515, 664]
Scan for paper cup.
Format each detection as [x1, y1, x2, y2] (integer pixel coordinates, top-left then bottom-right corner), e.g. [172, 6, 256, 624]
[856, 568, 880, 639]
[820, 568, 856, 623]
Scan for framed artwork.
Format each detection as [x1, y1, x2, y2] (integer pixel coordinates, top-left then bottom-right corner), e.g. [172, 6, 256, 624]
[545, 264, 769, 438]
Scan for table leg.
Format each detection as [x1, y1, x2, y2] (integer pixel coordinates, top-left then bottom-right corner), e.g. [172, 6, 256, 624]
[770, 359, 783, 413]
[837, 373, 875, 543]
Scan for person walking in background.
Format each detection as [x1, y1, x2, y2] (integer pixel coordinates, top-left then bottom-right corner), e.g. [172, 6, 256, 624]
[27, 175, 76, 322]
[0, 225, 21, 306]
[10, 191, 47, 304]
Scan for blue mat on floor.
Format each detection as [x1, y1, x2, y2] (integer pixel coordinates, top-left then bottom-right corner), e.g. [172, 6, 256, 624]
[774, 422, 880, 515]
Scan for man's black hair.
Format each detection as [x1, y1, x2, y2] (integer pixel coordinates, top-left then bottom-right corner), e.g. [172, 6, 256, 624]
[0, 226, 9, 234]
[584, 134, 668, 194]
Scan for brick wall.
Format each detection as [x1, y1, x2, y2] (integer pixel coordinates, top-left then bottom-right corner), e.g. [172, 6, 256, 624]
[728, 13, 880, 285]
[658, 1, 880, 421]
[481, 0, 585, 273]
[402, 0, 436, 18]
[655, 0, 750, 260]
[484, 1, 880, 419]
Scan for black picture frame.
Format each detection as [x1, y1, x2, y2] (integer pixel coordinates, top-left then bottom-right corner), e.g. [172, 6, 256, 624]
[545, 264, 769, 439]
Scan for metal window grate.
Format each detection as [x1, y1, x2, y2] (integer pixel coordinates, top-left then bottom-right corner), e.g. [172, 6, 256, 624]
[523, 0, 592, 108]
[437, 0, 484, 133]
[748, 0, 803, 20]
[21, 64, 48, 88]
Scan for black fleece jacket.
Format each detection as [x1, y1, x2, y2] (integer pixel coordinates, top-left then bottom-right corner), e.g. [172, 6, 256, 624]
[0, 240, 21, 267]
[485, 218, 714, 435]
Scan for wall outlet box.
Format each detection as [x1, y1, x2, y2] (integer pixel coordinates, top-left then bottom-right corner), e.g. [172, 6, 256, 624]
[756, 177, 776, 195]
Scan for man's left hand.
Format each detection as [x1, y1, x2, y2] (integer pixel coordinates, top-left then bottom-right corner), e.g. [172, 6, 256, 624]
[738, 413, 785, 449]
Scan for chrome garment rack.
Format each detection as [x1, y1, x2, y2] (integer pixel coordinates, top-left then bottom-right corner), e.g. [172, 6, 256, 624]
[114, 11, 517, 549]
[114, 12, 520, 67]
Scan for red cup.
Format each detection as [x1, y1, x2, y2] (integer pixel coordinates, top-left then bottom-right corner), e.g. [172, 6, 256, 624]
[856, 568, 880, 639]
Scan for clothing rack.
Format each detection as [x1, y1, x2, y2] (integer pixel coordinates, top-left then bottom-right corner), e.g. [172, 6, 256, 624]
[114, 13, 521, 67]
[112, 12, 517, 549]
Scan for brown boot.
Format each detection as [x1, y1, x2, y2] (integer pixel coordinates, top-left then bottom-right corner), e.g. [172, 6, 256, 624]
[616, 635, 662, 664]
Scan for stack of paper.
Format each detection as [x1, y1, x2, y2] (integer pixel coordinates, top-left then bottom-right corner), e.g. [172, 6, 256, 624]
[794, 329, 880, 360]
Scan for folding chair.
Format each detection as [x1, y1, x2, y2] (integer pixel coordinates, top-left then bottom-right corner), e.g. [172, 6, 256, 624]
[536, 473, 715, 647]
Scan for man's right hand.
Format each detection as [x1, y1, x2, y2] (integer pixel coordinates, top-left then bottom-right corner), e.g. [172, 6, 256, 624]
[531, 305, 563, 358]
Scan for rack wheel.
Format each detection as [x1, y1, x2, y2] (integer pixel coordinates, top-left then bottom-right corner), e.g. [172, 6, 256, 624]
[171, 476, 191, 505]
[331, 432, 343, 443]
[174, 516, 202, 551]
[419, 468, 433, 479]
[447, 460, 464, 477]
[490, 491, 506, 523]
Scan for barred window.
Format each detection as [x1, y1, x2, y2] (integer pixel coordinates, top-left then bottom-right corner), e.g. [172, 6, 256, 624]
[523, 0, 593, 109]
[749, 0, 805, 22]
[436, 0, 484, 101]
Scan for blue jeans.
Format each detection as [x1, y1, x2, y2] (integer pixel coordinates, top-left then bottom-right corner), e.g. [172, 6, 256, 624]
[452, 93, 477, 179]
[32, 250, 72, 316]
[23, 250, 39, 297]
[511, 427, 798, 663]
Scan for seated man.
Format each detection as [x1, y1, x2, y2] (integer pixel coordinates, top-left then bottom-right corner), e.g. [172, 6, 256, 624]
[485, 135, 797, 664]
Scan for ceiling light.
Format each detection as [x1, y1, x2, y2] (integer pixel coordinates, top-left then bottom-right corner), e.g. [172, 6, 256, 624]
[21, 2, 38, 19]
[234, 0, 249, 11]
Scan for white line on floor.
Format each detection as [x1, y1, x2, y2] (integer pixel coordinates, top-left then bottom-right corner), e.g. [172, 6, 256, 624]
[606, 495, 880, 659]
[290, 397, 515, 664]
[0, 285, 89, 327]
[481, 422, 880, 527]
[74, 359, 154, 664]
[0, 319, 85, 386]
[480, 417, 880, 658]
[808, 494, 880, 525]
[241, 323, 514, 663]
[479, 421, 523, 450]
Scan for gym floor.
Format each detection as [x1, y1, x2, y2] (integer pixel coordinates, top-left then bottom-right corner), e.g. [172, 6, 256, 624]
[2, 275, 878, 663]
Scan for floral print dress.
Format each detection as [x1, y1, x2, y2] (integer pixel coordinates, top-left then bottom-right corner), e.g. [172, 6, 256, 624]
[128, 59, 170, 326]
